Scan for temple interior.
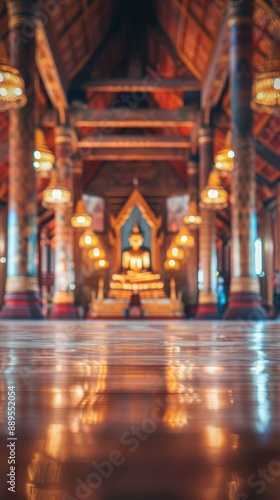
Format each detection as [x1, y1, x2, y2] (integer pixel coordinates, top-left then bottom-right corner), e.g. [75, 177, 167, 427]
[0, 0, 280, 499]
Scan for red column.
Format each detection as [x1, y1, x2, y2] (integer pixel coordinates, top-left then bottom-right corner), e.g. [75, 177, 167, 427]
[225, 0, 266, 319]
[186, 155, 199, 317]
[1, 0, 42, 319]
[50, 125, 78, 319]
[0, 205, 7, 307]
[196, 126, 219, 319]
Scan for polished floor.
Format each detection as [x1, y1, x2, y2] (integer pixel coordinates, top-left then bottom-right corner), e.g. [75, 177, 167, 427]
[1, 320, 280, 500]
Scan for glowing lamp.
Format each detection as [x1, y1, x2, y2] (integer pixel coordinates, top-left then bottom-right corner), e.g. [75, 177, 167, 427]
[33, 128, 55, 177]
[201, 169, 228, 208]
[0, 41, 26, 111]
[42, 170, 71, 208]
[175, 224, 195, 248]
[166, 245, 184, 260]
[95, 259, 109, 270]
[183, 200, 202, 227]
[214, 148, 235, 172]
[164, 259, 180, 271]
[88, 247, 105, 260]
[79, 228, 99, 249]
[252, 40, 280, 113]
[71, 199, 92, 228]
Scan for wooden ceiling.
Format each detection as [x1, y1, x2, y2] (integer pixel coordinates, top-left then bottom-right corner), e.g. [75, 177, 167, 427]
[0, 0, 279, 241]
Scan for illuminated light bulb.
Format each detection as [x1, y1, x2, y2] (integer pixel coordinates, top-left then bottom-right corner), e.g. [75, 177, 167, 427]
[52, 189, 62, 200]
[85, 235, 92, 245]
[79, 228, 98, 248]
[227, 150, 235, 158]
[33, 150, 41, 160]
[88, 247, 105, 259]
[274, 78, 280, 90]
[14, 87, 22, 96]
[167, 245, 184, 260]
[77, 216, 86, 224]
[208, 189, 219, 199]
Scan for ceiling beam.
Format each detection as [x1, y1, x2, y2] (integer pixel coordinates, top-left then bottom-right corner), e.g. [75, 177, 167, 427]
[78, 78, 200, 92]
[78, 135, 191, 148]
[254, 139, 280, 171]
[201, 12, 229, 110]
[36, 20, 68, 122]
[42, 107, 201, 128]
[83, 148, 188, 161]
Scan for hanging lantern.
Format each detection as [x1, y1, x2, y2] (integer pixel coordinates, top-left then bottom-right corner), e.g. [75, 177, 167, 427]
[88, 247, 105, 260]
[166, 245, 184, 260]
[252, 40, 280, 113]
[201, 169, 228, 208]
[71, 199, 92, 228]
[164, 259, 180, 271]
[79, 228, 98, 249]
[0, 40, 26, 111]
[42, 169, 71, 208]
[183, 200, 202, 227]
[95, 258, 109, 270]
[175, 224, 195, 248]
[33, 128, 55, 176]
[214, 148, 235, 172]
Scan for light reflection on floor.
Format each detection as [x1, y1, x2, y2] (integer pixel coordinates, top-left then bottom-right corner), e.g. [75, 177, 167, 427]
[0, 320, 280, 500]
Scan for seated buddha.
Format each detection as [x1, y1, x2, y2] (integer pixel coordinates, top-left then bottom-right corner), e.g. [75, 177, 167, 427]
[109, 221, 165, 298]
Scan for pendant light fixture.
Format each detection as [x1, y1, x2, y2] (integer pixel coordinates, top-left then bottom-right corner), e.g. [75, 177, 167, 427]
[214, 130, 235, 172]
[166, 245, 184, 260]
[164, 259, 180, 271]
[183, 200, 202, 227]
[88, 247, 105, 260]
[201, 169, 228, 209]
[175, 224, 195, 248]
[252, 39, 280, 113]
[0, 40, 26, 111]
[42, 169, 71, 208]
[79, 228, 99, 249]
[71, 199, 92, 228]
[33, 128, 55, 177]
[95, 258, 109, 270]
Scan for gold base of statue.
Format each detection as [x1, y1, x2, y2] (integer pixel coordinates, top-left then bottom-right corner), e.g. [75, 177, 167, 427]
[87, 278, 185, 319]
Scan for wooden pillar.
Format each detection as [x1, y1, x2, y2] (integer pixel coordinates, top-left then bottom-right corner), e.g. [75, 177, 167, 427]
[274, 183, 280, 273]
[72, 158, 84, 308]
[50, 125, 78, 319]
[196, 126, 219, 319]
[186, 155, 199, 316]
[260, 208, 274, 314]
[1, 0, 42, 319]
[225, 0, 266, 319]
[0, 205, 7, 307]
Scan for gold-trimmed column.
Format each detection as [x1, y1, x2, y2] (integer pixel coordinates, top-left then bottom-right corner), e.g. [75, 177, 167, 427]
[72, 157, 84, 308]
[196, 126, 219, 319]
[225, 0, 266, 319]
[50, 124, 78, 319]
[1, 0, 42, 319]
[186, 155, 199, 316]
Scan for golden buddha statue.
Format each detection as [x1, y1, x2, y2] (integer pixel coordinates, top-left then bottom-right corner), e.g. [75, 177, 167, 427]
[109, 221, 165, 299]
